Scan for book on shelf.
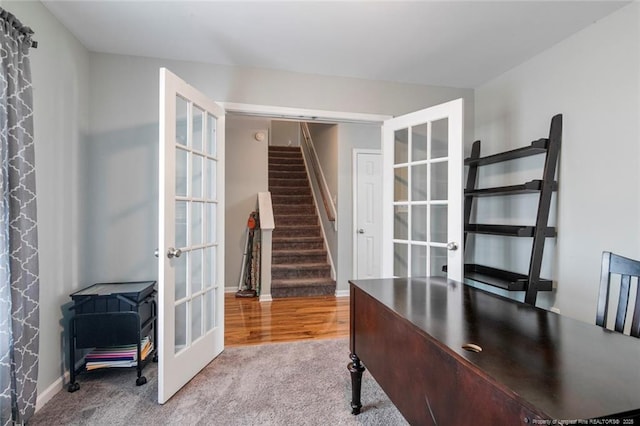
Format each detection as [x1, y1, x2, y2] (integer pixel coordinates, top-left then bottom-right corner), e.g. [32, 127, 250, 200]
[85, 336, 153, 370]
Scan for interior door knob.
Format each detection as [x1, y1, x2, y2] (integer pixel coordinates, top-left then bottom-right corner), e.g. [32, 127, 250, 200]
[358, 228, 365, 234]
[447, 242, 458, 251]
[167, 247, 182, 258]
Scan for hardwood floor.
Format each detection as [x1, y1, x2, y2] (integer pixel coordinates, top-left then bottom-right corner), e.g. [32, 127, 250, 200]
[224, 292, 349, 347]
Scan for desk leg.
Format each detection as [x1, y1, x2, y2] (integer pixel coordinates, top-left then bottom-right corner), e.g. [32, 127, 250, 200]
[348, 353, 366, 415]
[68, 318, 80, 392]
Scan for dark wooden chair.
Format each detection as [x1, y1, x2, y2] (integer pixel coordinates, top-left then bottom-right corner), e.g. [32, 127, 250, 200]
[596, 251, 640, 337]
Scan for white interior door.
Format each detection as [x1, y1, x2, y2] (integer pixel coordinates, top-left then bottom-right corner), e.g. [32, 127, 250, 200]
[353, 150, 382, 279]
[382, 99, 464, 281]
[158, 68, 225, 404]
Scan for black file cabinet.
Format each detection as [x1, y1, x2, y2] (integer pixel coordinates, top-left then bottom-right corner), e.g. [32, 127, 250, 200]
[67, 281, 157, 392]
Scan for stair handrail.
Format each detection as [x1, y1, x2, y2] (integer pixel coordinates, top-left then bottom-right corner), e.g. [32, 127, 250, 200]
[300, 122, 337, 223]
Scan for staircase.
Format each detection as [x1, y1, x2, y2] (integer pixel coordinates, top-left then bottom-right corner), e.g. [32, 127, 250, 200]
[268, 146, 336, 298]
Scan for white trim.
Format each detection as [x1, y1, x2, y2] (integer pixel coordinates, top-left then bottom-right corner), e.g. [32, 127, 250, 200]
[36, 373, 68, 412]
[259, 294, 273, 302]
[222, 102, 391, 124]
[335, 289, 350, 298]
[352, 148, 383, 280]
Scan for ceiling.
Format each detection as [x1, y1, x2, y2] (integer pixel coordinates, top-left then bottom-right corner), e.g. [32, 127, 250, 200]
[42, 1, 629, 88]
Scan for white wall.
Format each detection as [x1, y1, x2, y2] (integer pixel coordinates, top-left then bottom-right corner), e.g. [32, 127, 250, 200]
[473, 3, 640, 322]
[271, 120, 300, 147]
[308, 123, 339, 202]
[2, 0, 90, 406]
[225, 116, 270, 291]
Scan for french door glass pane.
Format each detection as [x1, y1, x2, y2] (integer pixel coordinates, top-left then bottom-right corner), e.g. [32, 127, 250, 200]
[430, 246, 448, 277]
[192, 106, 204, 153]
[175, 302, 187, 353]
[411, 164, 428, 201]
[191, 295, 203, 341]
[394, 128, 408, 164]
[411, 205, 427, 241]
[206, 203, 216, 244]
[191, 248, 203, 293]
[205, 159, 216, 200]
[176, 148, 188, 197]
[191, 202, 203, 246]
[192, 154, 203, 199]
[431, 118, 448, 159]
[394, 243, 408, 277]
[175, 201, 187, 248]
[411, 244, 427, 276]
[412, 123, 429, 162]
[394, 206, 408, 240]
[431, 205, 448, 243]
[205, 289, 215, 331]
[174, 251, 187, 300]
[394, 167, 408, 202]
[206, 113, 216, 157]
[176, 97, 188, 146]
[431, 161, 448, 200]
[204, 246, 214, 289]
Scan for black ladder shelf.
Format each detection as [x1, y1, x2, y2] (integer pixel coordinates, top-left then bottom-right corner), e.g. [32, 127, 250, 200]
[462, 114, 562, 305]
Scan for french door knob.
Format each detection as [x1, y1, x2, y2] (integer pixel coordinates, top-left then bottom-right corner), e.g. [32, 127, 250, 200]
[447, 242, 458, 251]
[154, 248, 159, 258]
[358, 229, 365, 234]
[167, 247, 182, 258]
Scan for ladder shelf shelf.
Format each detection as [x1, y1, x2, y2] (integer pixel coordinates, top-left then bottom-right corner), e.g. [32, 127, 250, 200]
[465, 179, 558, 197]
[464, 138, 549, 166]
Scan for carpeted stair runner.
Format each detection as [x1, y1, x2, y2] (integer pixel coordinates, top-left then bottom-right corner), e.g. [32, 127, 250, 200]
[269, 146, 336, 298]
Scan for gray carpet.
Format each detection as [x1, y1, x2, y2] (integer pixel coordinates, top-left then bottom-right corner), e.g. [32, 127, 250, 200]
[30, 338, 408, 425]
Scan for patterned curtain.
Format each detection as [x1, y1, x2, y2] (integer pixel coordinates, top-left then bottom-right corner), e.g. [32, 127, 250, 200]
[0, 8, 39, 425]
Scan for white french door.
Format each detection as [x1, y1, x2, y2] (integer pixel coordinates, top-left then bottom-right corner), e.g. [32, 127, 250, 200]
[382, 99, 464, 281]
[158, 68, 225, 404]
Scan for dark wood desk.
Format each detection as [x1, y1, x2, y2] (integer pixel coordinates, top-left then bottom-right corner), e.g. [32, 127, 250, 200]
[349, 277, 640, 424]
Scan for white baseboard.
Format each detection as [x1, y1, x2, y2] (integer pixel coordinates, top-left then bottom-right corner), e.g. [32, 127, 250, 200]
[335, 289, 350, 298]
[225, 286, 237, 293]
[36, 371, 68, 412]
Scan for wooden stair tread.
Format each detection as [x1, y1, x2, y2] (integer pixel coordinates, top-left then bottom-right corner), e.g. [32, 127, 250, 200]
[271, 277, 335, 287]
[272, 262, 330, 268]
[272, 249, 327, 255]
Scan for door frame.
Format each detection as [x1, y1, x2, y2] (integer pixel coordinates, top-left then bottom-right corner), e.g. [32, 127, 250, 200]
[352, 148, 383, 280]
[223, 102, 391, 298]
[222, 102, 391, 124]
